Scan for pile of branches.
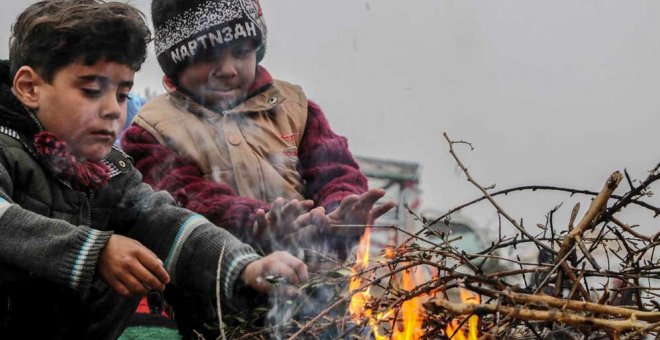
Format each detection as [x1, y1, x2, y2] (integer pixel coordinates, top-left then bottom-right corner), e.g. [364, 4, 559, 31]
[221, 133, 659, 340]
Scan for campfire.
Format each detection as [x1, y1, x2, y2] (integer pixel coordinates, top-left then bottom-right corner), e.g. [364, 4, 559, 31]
[222, 133, 659, 340]
[348, 227, 424, 339]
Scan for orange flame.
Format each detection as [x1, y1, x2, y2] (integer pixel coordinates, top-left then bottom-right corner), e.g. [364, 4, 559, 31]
[446, 320, 467, 340]
[359, 227, 371, 267]
[446, 288, 480, 340]
[348, 227, 424, 340]
[394, 269, 423, 340]
[348, 227, 373, 320]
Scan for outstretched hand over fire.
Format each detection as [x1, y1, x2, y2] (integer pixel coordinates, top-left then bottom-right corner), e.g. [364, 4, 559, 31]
[326, 188, 396, 237]
[277, 189, 395, 244]
[252, 197, 327, 245]
[250, 190, 394, 261]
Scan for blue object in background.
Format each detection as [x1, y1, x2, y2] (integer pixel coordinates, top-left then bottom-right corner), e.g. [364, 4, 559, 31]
[116, 94, 147, 145]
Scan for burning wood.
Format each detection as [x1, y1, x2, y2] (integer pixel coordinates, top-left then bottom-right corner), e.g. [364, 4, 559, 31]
[218, 134, 659, 339]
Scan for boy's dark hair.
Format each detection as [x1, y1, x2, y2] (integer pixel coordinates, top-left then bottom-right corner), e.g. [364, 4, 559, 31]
[9, 0, 152, 82]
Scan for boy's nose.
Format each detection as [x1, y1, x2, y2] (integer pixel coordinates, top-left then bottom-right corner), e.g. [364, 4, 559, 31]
[210, 59, 238, 78]
[100, 94, 122, 120]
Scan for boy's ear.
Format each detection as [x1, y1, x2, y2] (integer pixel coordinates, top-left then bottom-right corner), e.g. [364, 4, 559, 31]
[13, 66, 44, 110]
[163, 75, 177, 91]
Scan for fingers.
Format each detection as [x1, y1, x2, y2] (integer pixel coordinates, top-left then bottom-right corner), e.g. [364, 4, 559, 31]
[243, 251, 309, 294]
[98, 235, 169, 297]
[112, 250, 168, 296]
[294, 206, 328, 229]
[104, 259, 153, 297]
[354, 188, 386, 210]
[369, 201, 396, 222]
[255, 209, 267, 229]
[308, 207, 330, 229]
[335, 189, 384, 216]
[270, 197, 308, 215]
[281, 199, 312, 217]
[337, 194, 359, 213]
[295, 260, 309, 283]
[135, 251, 170, 291]
[262, 251, 308, 285]
[254, 208, 269, 238]
[266, 198, 285, 228]
[265, 198, 316, 236]
[271, 197, 286, 209]
[326, 194, 359, 224]
[300, 199, 314, 210]
[277, 251, 309, 283]
[118, 272, 151, 296]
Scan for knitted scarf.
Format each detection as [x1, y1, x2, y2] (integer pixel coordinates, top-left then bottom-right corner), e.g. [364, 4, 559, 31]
[33, 131, 110, 191]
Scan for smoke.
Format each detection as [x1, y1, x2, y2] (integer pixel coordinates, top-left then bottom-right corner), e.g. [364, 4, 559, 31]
[265, 278, 346, 339]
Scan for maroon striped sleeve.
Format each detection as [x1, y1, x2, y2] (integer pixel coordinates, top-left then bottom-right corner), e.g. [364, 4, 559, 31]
[298, 100, 368, 212]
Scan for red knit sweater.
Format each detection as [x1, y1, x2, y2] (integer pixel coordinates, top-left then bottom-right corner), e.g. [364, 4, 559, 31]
[121, 68, 367, 240]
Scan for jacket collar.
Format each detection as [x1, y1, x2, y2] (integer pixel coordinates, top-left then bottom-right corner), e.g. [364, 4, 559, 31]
[222, 85, 286, 115]
[170, 65, 285, 117]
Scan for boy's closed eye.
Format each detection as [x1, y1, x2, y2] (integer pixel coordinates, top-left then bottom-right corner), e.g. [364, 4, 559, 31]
[81, 87, 131, 104]
[196, 44, 256, 64]
[232, 45, 256, 58]
[117, 91, 130, 104]
[81, 88, 103, 98]
[78, 73, 133, 104]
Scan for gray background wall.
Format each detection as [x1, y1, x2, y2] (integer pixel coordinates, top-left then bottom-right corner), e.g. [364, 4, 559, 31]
[2, 1, 658, 239]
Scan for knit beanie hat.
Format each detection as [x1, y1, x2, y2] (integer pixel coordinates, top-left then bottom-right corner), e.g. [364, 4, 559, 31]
[152, 0, 267, 78]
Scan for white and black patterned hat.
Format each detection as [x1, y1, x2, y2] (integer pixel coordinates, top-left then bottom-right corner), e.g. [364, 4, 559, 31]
[152, 0, 267, 77]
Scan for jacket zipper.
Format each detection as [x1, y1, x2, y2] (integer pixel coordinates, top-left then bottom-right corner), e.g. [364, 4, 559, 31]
[85, 190, 94, 228]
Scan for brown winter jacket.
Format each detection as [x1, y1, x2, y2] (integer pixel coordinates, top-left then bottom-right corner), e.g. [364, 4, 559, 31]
[133, 80, 308, 203]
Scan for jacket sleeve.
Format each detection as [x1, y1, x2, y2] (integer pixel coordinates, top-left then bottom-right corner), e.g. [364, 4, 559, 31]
[109, 164, 261, 300]
[120, 124, 269, 241]
[0, 154, 113, 294]
[298, 100, 368, 212]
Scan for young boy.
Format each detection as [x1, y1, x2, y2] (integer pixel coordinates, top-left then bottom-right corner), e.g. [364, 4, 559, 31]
[123, 0, 393, 264]
[0, 1, 307, 338]
[121, 0, 394, 336]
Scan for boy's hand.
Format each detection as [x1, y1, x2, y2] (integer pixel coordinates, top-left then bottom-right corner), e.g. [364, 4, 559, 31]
[98, 234, 170, 297]
[275, 190, 394, 261]
[241, 251, 308, 296]
[327, 188, 396, 237]
[253, 198, 328, 243]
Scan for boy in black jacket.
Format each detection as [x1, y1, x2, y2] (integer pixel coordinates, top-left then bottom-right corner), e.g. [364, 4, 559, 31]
[0, 1, 307, 338]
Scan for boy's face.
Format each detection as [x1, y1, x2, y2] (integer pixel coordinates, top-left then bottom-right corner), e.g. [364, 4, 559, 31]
[177, 40, 257, 112]
[35, 61, 133, 161]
